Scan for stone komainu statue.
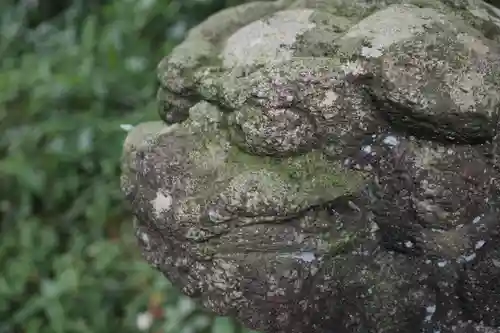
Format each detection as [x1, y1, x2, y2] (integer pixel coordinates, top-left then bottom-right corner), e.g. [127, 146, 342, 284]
[120, 0, 500, 332]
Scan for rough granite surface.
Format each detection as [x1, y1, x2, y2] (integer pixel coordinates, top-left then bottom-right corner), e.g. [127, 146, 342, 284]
[121, 0, 500, 332]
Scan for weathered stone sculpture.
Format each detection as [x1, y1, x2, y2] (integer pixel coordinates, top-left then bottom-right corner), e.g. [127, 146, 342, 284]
[120, 0, 500, 332]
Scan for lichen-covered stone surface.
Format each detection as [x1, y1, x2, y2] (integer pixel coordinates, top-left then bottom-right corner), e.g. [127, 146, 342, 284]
[120, 1, 500, 332]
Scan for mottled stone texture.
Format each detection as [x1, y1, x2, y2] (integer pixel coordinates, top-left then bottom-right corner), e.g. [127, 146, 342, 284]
[120, 0, 500, 332]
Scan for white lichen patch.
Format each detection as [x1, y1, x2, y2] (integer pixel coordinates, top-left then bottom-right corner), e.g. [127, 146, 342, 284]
[208, 207, 226, 223]
[340, 4, 443, 58]
[361, 145, 372, 154]
[472, 215, 483, 224]
[382, 135, 399, 147]
[474, 240, 486, 250]
[292, 252, 316, 263]
[340, 60, 366, 76]
[425, 304, 436, 322]
[370, 222, 379, 233]
[152, 191, 173, 218]
[222, 9, 316, 68]
[437, 260, 448, 268]
[320, 90, 340, 107]
[139, 231, 150, 245]
[458, 253, 477, 263]
[361, 46, 383, 58]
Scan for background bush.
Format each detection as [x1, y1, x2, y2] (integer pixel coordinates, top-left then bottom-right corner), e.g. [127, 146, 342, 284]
[0, 0, 259, 332]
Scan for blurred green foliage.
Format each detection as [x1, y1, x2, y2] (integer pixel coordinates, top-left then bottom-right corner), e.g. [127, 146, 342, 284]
[0, 0, 259, 332]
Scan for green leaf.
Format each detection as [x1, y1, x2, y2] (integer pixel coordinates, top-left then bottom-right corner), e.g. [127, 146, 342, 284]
[212, 317, 235, 333]
[81, 15, 98, 53]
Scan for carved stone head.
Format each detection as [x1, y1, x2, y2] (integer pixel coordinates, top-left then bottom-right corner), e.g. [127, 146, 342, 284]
[121, 1, 500, 332]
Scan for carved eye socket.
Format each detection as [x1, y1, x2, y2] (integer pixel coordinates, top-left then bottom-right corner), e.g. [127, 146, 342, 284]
[227, 105, 319, 157]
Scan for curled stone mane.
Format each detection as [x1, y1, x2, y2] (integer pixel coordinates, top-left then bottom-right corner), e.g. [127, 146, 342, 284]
[121, 1, 500, 332]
